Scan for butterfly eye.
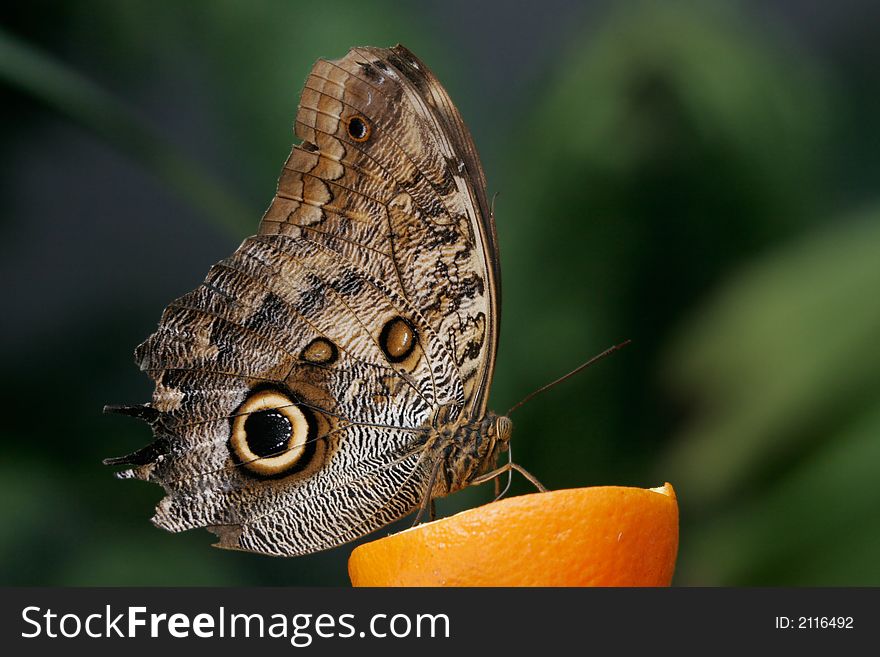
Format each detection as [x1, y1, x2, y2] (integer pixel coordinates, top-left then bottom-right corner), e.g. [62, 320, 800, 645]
[229, 390, 315, 477]
[379, 316, 417, 363]
[346, 115, 371, 142]
[495, 416, 513, 443]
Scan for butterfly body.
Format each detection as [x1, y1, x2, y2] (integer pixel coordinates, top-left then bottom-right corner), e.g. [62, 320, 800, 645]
[424, 407, 511, 497]
[107, 45, 511, 557]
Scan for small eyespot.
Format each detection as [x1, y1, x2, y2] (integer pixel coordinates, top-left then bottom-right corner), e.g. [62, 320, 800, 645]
[346, 115, 371, 142]
[379, 316, 417, 363]
[300, 337, 338, 365]
[229, 390, 315, 477]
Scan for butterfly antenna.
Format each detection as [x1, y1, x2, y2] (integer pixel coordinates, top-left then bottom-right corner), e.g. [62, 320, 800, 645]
[506, 339, 632, 416]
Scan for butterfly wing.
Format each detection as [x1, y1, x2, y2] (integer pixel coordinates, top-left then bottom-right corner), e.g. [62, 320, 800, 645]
[266, 45, 500, 416]
[108, 45, 499, 556]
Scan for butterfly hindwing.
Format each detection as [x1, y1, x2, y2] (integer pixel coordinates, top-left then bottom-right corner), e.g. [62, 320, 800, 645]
[108, 45, 500, 556]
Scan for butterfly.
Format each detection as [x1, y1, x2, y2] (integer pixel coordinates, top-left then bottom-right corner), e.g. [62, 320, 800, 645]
[105, 45, 541, 557]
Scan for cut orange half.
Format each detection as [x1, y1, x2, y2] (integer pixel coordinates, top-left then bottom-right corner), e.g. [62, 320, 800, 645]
[349, 483, 678, 587]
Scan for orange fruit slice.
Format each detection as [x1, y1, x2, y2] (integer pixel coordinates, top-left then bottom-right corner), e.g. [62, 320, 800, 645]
[348, 483, 678, 586]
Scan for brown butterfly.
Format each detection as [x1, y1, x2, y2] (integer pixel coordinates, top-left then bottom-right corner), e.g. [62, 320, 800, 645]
[105, 44, 543, 556]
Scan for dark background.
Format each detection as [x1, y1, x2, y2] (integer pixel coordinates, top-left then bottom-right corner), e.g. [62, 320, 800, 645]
[2, 0, 879, 585]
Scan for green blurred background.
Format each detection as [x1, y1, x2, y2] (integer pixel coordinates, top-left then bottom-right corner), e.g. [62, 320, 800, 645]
[2, 0, 879, 586]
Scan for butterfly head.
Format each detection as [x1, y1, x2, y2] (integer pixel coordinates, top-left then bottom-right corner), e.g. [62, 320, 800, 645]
[478, 412, 513, 472]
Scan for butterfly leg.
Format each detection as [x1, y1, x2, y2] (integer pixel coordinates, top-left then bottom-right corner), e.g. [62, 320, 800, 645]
[412, 455, 444, 526]
[470, 462, 547, 494]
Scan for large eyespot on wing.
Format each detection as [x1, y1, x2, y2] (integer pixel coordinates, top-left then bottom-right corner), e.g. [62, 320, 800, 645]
[228, 389, 317, 478]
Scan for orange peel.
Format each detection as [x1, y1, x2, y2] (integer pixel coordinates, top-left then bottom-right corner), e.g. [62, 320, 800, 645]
[349, 483, 678, 586]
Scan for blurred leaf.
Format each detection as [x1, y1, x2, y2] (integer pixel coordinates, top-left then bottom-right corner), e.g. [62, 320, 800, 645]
[674, 401, 880, 585]
[0, 25, 252, 235]
[494, 0, 830, 489]
[65, 0, 443, 206]
[661, 206, 880, 585]
[660, 210, 880, 507]
[521, 1, 828, 202]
